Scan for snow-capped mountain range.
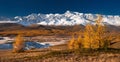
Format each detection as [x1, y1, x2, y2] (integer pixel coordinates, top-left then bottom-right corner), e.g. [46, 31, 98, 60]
[1, 11, 120, 26]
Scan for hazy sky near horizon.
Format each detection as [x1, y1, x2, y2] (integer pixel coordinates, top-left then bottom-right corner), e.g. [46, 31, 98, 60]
[0, 0, 120, 17]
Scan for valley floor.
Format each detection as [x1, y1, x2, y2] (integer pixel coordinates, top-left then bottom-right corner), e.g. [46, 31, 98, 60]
[0, 35, 120, 62]
[0, 44, 120, 62]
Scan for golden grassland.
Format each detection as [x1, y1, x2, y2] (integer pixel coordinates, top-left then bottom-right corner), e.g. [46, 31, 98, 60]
[0, 25, 120, 37]
[0, 44, 120, 62]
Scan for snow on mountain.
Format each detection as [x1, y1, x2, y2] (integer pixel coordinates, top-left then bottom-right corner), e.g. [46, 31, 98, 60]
[0, 17, 18, 23]
[1, 11, 120, 26]
[0, 21, 18, 23]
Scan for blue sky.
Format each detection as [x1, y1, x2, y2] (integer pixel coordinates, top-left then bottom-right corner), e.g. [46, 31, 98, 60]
[0, 0, 120, 17]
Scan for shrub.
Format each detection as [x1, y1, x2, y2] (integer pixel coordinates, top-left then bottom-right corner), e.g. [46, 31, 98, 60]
[13, 34, 25, 53]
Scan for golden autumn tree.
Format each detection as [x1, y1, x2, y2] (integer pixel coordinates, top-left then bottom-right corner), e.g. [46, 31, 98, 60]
[68, 35, 82, 49]
[68, 15, 112, 50]
[13, 34, 25, 53]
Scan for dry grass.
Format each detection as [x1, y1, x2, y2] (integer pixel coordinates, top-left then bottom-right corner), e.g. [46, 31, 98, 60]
[0, 43, 120, 62]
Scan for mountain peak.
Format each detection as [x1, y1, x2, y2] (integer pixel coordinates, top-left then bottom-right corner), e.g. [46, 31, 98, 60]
[65, 10, 71, 14]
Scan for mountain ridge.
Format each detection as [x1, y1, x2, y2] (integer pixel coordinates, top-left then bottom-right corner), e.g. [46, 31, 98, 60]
[0, 11, 120, 26]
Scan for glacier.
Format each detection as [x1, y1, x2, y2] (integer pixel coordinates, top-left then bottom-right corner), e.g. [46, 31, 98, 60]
[1, 11, 120, 26]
